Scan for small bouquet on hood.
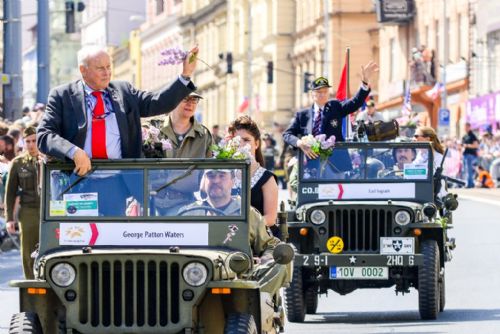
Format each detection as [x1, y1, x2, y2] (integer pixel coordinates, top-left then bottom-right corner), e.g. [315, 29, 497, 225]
[141, 125, 173, 158]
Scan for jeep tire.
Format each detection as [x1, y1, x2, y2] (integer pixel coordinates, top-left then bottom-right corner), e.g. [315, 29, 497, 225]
[284, 266, 306, 322]
[224, 313, 257, 334]
[418, 240, 440, 320]
[9, 312, 43, 334]
[305, 286, 318, 314]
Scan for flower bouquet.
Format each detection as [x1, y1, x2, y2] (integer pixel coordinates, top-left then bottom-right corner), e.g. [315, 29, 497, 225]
[301, 134, 336, 176]
[142, 125, 173, 158]
[301, 134, 336, 160]
[210, 136, 251, 160]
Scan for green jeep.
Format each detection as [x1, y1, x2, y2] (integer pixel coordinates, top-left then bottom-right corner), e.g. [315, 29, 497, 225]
[284, 142, 460, 322]
[9, 159, 293, 334]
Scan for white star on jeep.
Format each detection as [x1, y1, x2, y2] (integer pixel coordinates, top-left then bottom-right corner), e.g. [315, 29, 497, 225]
[349, 256, 357, 264]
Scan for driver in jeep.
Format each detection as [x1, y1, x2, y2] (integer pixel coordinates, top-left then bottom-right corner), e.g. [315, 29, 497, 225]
[179, 168, 289, 293]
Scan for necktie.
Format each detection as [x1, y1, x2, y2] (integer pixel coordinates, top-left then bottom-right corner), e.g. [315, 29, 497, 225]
[312, 109, 322, 136]
[91, 91, 108, 159]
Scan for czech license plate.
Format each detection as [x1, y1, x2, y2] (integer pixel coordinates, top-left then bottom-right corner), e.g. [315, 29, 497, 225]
[330, 266, 388, 280]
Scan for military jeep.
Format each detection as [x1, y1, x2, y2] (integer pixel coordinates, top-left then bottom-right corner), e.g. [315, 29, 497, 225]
[284, 142, 459, 322]
[9, 159, 292, 334]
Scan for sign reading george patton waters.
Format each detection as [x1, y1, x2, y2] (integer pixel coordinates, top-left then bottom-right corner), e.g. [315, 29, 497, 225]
[375, 0, 415, 23]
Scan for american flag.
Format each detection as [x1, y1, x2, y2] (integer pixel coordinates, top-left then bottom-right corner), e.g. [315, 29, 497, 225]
[402, 83, 412, 117]
[426, 82, 444, 100]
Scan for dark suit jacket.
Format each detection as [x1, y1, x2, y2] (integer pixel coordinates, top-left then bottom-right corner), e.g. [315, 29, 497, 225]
[283, 87, 370, 147]
[37, 79, 195, 160]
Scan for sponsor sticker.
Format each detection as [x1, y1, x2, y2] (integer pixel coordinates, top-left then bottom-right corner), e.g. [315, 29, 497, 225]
[380, 237, 414, 255]
[326, 236, 344, 254]
[63, 193, 99, 216]
[59, 223, 209, 246]
[50, 200, 66, 216]
[403, 163, 428, 180]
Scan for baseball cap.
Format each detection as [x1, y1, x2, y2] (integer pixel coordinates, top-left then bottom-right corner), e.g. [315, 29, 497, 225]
[310, 76, 332, 90]
[366, 100, 375, 107]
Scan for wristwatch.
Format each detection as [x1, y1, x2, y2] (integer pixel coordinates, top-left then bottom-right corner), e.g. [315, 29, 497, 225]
[181, 74, 191, 81]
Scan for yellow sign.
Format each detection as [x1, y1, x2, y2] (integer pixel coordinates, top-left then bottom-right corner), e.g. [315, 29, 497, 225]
[326, 236, 344, 254]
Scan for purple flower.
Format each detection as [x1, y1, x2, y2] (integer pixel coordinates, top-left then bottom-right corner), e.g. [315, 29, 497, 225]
[161, 139, 173, 151]
[158, 47, 188, 66]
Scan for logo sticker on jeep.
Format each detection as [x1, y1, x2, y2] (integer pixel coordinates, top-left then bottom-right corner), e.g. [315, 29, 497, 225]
[326, 236, 344, 254]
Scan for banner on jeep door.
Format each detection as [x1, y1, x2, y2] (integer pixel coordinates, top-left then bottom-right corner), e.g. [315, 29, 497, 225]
[317, 183, 415, 200]
[59, 223, 209, 246]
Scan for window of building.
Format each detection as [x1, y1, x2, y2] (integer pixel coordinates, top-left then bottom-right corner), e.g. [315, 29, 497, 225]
[156, 0, 164, 15]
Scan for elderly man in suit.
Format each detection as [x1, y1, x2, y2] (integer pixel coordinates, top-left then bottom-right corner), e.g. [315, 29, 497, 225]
[37, 45, 199, 176]
[283, 61, 378, 160]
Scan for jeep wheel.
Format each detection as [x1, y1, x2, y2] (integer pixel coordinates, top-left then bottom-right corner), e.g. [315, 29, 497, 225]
[284, 266, 306, 322]
[418, 240, 440, 320]
[224, 313, 257, 334]
[305, 286, 318, 314]
[439, 269, 446, 312]
[9, 312, 43, 334]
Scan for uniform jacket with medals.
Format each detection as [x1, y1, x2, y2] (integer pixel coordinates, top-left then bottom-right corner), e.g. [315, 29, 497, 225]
[283, 87, 370, 171]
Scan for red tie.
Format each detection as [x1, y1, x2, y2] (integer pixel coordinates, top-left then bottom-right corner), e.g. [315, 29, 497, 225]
[91, 91, 108, 159]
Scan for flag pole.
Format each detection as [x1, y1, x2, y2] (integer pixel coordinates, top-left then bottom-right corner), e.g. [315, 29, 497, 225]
[346, 47, 351, 140]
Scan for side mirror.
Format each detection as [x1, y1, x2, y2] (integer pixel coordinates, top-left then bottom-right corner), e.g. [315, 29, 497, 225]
[273, 243, 295, 265]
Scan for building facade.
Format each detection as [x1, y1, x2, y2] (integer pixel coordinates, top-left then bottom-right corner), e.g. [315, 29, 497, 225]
[377, 0, 470, 137]
[140, 0, 183, 91]
[81, 0, 146, 48]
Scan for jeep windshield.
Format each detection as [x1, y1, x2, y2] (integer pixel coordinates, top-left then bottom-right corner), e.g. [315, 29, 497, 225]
[297, 142, 435, 204]
[45, 160, 248, 220]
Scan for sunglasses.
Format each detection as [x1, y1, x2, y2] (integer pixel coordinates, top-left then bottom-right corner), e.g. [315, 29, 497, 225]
[182, 97, 200, 104]
[413, 134, 429, 138]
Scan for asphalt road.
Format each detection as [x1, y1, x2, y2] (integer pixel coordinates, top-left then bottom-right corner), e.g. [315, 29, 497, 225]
[285, 195, 500, 334]
[0, 194, 499, 333]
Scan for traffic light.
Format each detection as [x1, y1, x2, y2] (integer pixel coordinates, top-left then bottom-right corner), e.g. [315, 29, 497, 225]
[267, 61, 273, 84]
[65, 1, 85, 34]
[303, 72, 313, 93]
[226, 52, 233, 74]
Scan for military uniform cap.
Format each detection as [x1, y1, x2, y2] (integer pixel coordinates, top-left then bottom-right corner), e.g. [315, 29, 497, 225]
[23, 126, 37, 138]
[188, 91, 203, 99]
[310, 76, 332, 90]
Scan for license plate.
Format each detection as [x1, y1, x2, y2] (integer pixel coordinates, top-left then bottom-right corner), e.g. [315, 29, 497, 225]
[330, 266, 388, 280]
[380, 237, 414, 255]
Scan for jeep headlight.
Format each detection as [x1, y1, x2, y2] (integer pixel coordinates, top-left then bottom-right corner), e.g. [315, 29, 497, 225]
[51, 263, 76, 287]
[395, 210, 411, 226]
[183, 262, 208, 287]
[310, 209, 326, 225]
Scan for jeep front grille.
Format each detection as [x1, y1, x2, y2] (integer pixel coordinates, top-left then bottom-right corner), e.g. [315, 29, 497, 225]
[327, 208, 394, 252]
[78, 259, 180, 328]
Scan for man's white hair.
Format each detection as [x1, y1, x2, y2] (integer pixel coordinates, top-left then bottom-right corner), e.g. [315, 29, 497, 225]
[77, 45, 109, 67]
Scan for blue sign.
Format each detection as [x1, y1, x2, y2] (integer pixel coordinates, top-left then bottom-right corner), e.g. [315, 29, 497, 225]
[438, 108, 450, 126]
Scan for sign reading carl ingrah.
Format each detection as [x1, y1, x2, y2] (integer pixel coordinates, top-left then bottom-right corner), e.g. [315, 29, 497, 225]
[59, 223, 209, 246]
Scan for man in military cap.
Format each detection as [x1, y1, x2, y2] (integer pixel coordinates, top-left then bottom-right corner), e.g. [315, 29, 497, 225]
[356, 99, 384, 123]
[283, 61, 378, 159]
[5, 126, 42, 279]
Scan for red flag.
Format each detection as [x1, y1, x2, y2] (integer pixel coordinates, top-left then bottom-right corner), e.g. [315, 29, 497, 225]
[336, 53, 349, 100]
[238, 97, 249, 113]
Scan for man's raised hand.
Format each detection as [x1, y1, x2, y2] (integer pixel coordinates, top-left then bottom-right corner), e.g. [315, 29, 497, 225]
[182, 45, 199, 79]
[360, 61, 379, 84]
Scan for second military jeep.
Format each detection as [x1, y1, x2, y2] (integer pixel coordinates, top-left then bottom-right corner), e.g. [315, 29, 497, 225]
[284, 142, 459, 322]
[9, 158, 292, 334]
